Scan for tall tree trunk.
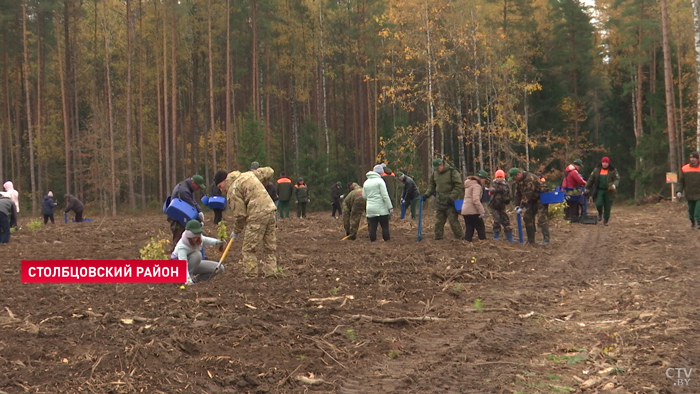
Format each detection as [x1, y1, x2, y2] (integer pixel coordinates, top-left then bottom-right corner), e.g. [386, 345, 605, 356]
[207, 0, 216, 173]
[2, 54, 8, 183]
[226, 0, 232, 171]
[138, 0, 146, 209]
[425, 0, 434, 161]
[692, 0, 700, 152]
[659, 0, 679, 171]
[103, 2, 117, 216]
[265, 47, 271, 157]
[456, 72, 467, 175]
[677, 39, 684, 164]
[22, 1, 37, 214]
[61, 1, 72, 195]
[524, 82, 530, 171]
[36, 17, 43, 195]
[162, 1, 170, 191]
[170, 0, 178, 185]
[126, 0, 136, 210]
[251, 0, 258, 120]
[471, 8, 483, 171]
[319, 0, 330, 172]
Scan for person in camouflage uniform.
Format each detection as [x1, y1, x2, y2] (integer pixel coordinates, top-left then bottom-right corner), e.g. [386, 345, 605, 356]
[421, 158, 465, 240]
[224, 167, 278, 278]
[488, 169, 514, 242]
[343, 182, 366, 240]
[509, 168, 549, 245]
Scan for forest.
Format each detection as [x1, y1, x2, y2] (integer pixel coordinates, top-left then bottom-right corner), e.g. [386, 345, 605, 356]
[0, 0, 698, 215]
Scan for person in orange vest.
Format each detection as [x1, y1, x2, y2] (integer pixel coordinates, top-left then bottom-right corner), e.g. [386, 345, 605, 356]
[276, 172, 293, 219]
[584, 157, 620, 226]
[294, 178, 310, 219]
[678, 151, 700, 228]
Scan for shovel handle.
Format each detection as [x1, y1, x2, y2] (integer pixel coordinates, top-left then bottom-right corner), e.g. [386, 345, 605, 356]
[213, 236, 235, 273]
[342, 224, 368, 240]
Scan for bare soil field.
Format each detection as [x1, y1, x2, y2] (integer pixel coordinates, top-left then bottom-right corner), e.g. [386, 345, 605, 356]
[0, 202, 698, 394]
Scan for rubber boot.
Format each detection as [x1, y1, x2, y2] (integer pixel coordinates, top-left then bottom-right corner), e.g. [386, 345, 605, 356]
[539, 224, 550, 245]
[525, 225, 537, 245]
[505, 231, 515, 242]
[493, 231, 500, 241]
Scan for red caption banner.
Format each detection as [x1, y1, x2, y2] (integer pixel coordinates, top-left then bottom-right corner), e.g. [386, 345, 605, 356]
[21, 260, 187, 283]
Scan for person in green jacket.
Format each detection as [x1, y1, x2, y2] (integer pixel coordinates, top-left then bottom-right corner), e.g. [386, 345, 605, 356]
[677, 151, 700, 228]
[421, 158, 465, 240]
[584, 157, 620, 226]
[294, 178, 310, 219]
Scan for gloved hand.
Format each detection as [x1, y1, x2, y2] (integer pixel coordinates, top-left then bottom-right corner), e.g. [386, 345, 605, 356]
[400, 199, 405, 205]
[185, 273, 195, 285]
[389, 208, 394, 215]
[308, 199, 311, 203]
[295, 200, 298, 204]
[608, 184, 616, 191]
[515, 206, 523, 214]
[216, 240, 226, 246]
[230, 232, 238, 241]
[677, 192, 683, 199]
[197, 212, 205, 223]
[479, 213, 485, 218]
[420, 195, 426, 202]
[340, 195, 345, 199]
[583, 190, 589, 196]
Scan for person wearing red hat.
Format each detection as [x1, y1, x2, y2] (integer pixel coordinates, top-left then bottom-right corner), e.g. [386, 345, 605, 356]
[584, 157, 620, 226]
[488, 169, 514, 241]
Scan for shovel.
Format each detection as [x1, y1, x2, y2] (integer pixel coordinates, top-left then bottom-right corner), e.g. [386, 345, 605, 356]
[341, 224, 368, 240]
[212, 236, 235, 275]
[417, 198, 423, 242]
[64, 212, 68, 224]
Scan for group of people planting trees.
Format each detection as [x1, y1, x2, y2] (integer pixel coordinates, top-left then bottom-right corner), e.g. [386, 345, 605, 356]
[6, 150, 698, 285]
[159, 156, 625, 285]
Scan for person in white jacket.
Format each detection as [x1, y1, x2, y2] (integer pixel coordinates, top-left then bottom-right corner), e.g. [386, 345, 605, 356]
[3, 181, 19, 229]
[171, 220, 226, 284]
[362, 165, 393, 242]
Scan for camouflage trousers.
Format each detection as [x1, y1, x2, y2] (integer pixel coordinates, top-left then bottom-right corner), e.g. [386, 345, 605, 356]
[523, 201, 548, 229]
[343, 202, 366, 240]
[168, 218, 186, 252]
[434, 201, 463, 240]
[489, 207, 512, 233]
[240, 212, 277, 277]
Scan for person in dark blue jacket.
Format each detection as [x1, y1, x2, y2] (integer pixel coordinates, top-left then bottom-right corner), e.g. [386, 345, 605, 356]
[168, 175, 206, 249]
[42, 191, 58, 224]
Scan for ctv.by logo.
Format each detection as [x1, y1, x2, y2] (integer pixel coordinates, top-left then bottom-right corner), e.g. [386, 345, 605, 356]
[666, 367, 692, 386]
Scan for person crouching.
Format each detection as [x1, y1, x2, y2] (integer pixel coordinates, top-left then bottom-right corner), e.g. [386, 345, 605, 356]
[172, 219, 226, 284]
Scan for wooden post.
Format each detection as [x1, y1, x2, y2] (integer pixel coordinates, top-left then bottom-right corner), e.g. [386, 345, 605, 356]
[672, 182, 676, 201]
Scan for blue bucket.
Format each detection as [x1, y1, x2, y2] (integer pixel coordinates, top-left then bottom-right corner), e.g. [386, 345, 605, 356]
[165, 198, 199, 226]
[454, 199, 464, 211]
[208, 196, 226, 210]
[163, 196, 172, 214]
[540, 191, 566, 204]
[201, 195, 210, 206]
